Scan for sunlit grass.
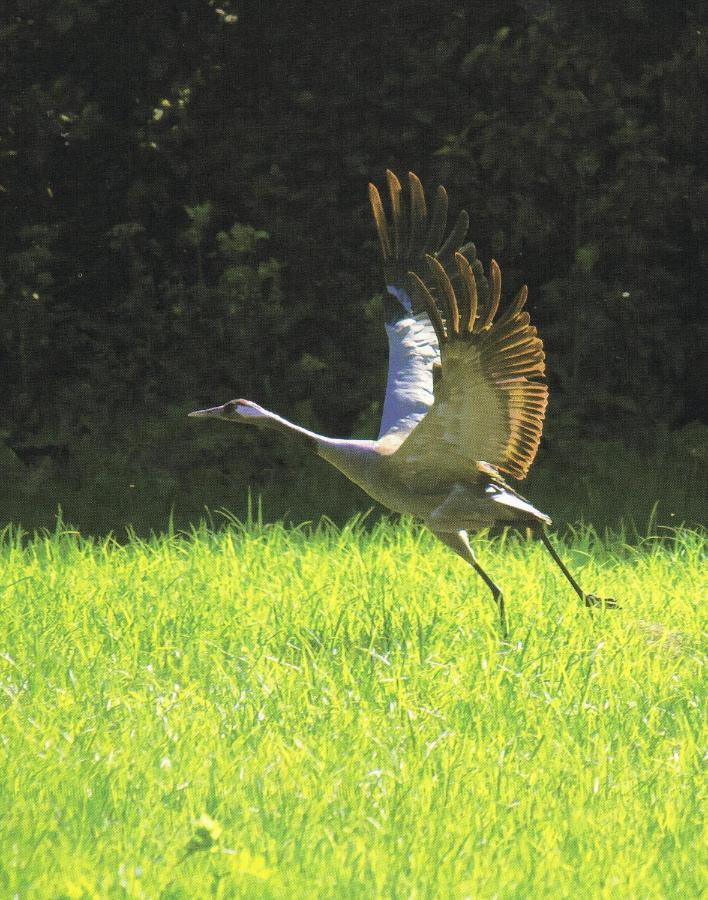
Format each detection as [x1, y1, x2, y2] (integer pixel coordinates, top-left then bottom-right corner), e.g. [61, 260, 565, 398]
[0, 517, 704, 897]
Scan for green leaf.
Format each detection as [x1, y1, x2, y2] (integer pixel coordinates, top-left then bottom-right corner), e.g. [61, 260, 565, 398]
[575, 243, 600, 273]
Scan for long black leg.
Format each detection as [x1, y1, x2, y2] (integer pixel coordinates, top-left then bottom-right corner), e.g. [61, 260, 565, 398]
[432, 529, 508, 635]
[537, 528, 619, 609]
[470, 555, 507, 635]
[538, 529, 584, 599]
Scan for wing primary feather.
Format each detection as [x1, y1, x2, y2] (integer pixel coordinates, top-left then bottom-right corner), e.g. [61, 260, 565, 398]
[426, 255, 460, 336]
[496, 284, 528, 326]
[368, 183, 391, 261]
[457, 241, 477, 261]
[406, 270, 447, 344]
[498, 335, 542, 354]
[481, 259, 501, 329]
[407, 172, 427, 256]
[455, 251, 478, 333]
[425, 185, 448, 251]
[515, 430, 543, 445]
[386, 170, 404, 258]
[495, 339, 544, 360]
[494, 361, 544, 377]
[495, 334, 541, 356]
[488, 311, 531, 343]
[437, 209, 469, 260]
[499, 346, 544, 366]
[494, 350, 544, 369]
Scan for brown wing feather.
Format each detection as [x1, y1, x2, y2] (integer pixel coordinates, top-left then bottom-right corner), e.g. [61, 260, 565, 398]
[369, 171, 546, 475]
[392, 257, 547, 480]
[368, 170, 491, 314]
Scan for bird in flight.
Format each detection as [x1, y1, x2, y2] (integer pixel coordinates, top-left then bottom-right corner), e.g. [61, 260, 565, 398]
[190, 171, 617, 632]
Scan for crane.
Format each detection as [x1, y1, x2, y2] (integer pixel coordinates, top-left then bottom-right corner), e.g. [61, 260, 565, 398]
[189, 171, 617, 633]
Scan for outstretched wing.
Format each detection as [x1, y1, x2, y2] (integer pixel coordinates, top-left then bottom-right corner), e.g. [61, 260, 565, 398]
[369, 171, 490, 443]
[391, 253, 547, 481]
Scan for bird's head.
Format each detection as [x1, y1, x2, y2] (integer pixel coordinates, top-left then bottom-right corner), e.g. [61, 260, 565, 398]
[188, 399, 266, 423]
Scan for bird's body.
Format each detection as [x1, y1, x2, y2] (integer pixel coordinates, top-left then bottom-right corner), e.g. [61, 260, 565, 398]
[322, 441, 548, 532]
[190, 171, 616, 630]
[199, 400, 549, 530]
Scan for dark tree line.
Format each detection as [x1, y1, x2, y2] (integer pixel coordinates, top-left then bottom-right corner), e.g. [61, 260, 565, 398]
[0, 0, 705, 531]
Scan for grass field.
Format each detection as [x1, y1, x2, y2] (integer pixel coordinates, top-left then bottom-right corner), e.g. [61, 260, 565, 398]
[0, 517, 704, 898]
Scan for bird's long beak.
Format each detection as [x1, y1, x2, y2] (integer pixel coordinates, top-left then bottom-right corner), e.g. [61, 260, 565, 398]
[188, 405, 225, 418]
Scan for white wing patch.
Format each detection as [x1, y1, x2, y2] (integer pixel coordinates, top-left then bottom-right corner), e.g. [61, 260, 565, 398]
[379, 308, 440, 440]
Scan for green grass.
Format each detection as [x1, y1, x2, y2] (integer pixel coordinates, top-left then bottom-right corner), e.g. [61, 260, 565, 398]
[0, 517, 704, 898]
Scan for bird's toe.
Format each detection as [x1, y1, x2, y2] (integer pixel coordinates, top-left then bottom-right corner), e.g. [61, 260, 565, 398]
[584, 593, 620, 609]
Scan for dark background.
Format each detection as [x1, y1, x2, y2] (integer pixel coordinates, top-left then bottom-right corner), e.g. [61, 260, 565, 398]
[1, 0, 706, 534]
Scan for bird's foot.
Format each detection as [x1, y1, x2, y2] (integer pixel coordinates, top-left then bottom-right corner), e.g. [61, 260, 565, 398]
[584, 593, 620, 609]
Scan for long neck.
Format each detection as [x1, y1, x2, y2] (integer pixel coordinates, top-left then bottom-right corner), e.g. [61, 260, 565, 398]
[245, 406, 378, 490]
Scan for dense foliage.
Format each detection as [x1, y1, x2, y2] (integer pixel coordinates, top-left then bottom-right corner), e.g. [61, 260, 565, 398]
[0, 0, 705, 531]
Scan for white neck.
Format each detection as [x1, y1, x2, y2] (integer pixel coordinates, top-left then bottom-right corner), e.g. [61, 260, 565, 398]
[243, 404, 379, 489]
